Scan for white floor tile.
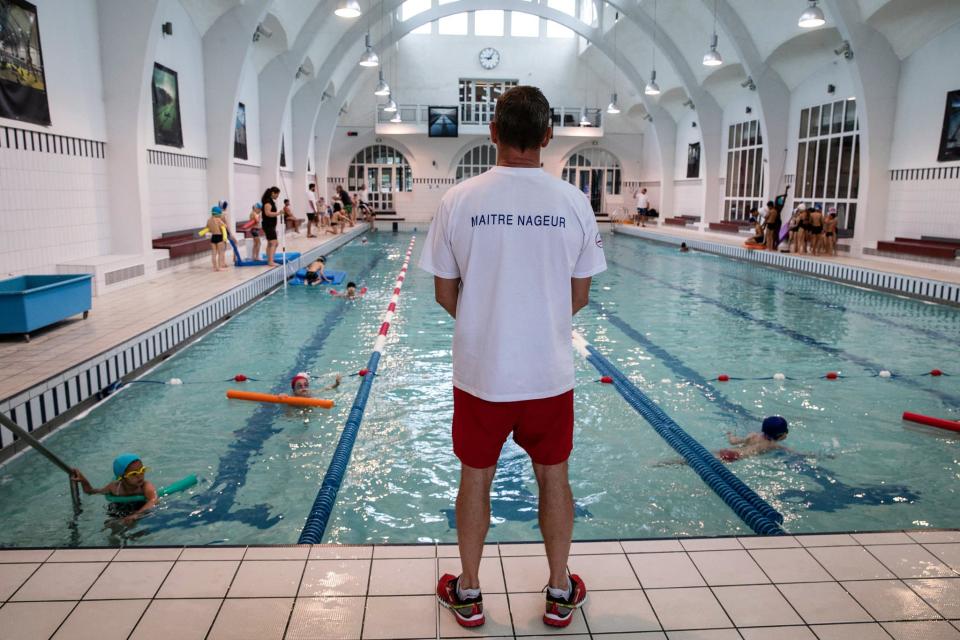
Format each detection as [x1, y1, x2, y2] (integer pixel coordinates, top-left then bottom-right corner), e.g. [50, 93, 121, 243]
[689, 551, 769, 586]
[808, 546, 896, 581]
[132, 598, 221, 640]
[208, 597, 293, 640]
[52, 599, 149, 640]
[646, 587, 732, 631]
[367, 557, 436, 596]
[583, 588, 661, 633]
[881, 621, 960, 640]
[628, 553, 706, 589]
[739, 626, 817, 639]
[0, 563, 39, 601]
[810, 622, 891, 639]
[83, 560, 173, 600]
[0, 601, 76, 640]
[904, 578, 960, 619]
[11, 562, 107, 601]
[568, 554, 641, 590]
[841, 580, 940, 622]
[867, 545, 957, 579]
[713, 585, 804, 627]
[157, 560, 240, 599]
[777, 582, 872, 625]
[285, 596, 366, 640]
[299, 559, 371, 597]
[362, 595, 437, 639]
[749, 549, 833, 583]
[227, 560, 305, 598]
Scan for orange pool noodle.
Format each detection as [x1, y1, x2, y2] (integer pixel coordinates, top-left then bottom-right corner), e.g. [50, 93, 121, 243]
[226, 389, 334, 409]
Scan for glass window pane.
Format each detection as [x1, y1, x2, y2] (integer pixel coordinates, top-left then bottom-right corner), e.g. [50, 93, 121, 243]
[757, 122, 763, 145]
[745, 149, 753, 197]
[548, 0, 575, 15]
[846, 202, 856, 231]
[475, 10, 504, 35]
[799, 108, 809, 139]
[832, 101, 843, 134]
[850, 136, 860, 198]
[836, 202, 847, 228]
[815, 139, 828, 198]
[804, 140, 816, 196]
[749, 120, 757, 146]
[844, 99, 856, 131]
[810, 106, 820, 136]
[838, 135, 852, 198]
[728, 125, 735, 150]
[367, 168, 378, 192]
[732, 151, 741, 198]
[820, 103, 832, 134]
[735, 123, 742, 149]
[511, 11, 539, 36]
[753, 148, 763, 196]
[401, 0, 430, 20]
[826, 139, 840, 198]
[725, 151, 735, 197]
[439, 13, 468, 35]
[795, 143, 806, 198]
[546, 20, 574, 37]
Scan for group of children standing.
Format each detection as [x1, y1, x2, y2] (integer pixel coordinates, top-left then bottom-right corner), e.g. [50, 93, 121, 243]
[742, 201, 839, 256]
[306, 183, 365, 237]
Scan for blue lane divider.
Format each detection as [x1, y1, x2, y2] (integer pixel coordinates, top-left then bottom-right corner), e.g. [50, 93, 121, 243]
[583, 343, 785, 535]
[298, 351, 381, 544]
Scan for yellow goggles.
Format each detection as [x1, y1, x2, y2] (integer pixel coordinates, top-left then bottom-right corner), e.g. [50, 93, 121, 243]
[121, 466, 150, 479]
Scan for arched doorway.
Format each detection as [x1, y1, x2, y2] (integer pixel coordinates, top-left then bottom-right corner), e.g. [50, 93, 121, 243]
[561, 148, 621, 213]
[347, 144, 413, 211]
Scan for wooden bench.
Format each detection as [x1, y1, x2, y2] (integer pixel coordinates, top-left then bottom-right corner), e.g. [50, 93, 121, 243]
[896, 237, 960, 249]
[680, 215, 701, 222]
[709, 222, 742, 233]
[664, 217, 689, 227]
[152, 229, 209, 258]
[876, 241, 958, 260]
[921, 236, 960, 246]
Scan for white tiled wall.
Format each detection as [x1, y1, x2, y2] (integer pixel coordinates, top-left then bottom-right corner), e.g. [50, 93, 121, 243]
[886, 176, 960, 240]
[0, 147, 110, 276]
[673, 180, 705, 218]
[148, 164, 209, 236]
[234, 163, 263, 213]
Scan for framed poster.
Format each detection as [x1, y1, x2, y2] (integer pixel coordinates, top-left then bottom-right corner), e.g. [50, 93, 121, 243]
[0, 0, 51, 125]
[428, 106, 458, 138]
[937, 89, 960, 162]
[233, 102, 247, 160]
[686, 142, 701, 178]
[151, 63, 183, 147]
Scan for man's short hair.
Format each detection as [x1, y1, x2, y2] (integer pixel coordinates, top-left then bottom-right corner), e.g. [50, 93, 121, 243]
[493, 86, 551, 151]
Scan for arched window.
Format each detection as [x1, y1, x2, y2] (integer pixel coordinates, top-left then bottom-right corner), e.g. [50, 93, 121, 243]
[347, 144, 412, 211]
[456, 144, 497, 182]
[561, 148, 621, 213]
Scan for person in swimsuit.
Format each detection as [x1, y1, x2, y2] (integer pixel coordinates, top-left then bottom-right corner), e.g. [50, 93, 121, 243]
[747, 208, 765, 245]
[204, 205, 228, 271]
[792, 206, 809, 254]
[290, 372, 342, 398]
[282, 199, 301, 234]
[246, 203, 263, 260]
[717, 416, 790, 462]
[335, 186, 355, 227]
[303, 257, 331, 286]
[71, 454, 158, 526]
[824, 209, 839, 256]
[764, 201, 781, 251]
[808, 206, 824, 255]
[331, 281, 365, 299]
[260, 187, 281, 266]
[679, 242, 689, 253]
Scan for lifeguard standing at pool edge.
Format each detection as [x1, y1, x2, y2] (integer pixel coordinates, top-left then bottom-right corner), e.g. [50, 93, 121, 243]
[420, 85, 606, 629]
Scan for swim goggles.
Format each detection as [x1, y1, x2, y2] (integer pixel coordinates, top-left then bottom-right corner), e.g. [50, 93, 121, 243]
[121, 466, 151, 479]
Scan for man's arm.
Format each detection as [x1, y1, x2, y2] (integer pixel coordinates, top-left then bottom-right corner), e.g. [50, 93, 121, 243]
[572, 277, 591, 315]
[434, 276, 460, 318]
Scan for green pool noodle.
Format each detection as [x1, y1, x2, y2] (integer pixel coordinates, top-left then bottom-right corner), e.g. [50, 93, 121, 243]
[104, 474, 198, 503]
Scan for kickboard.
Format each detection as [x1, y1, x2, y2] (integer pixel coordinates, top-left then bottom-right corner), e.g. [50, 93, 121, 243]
[289, 269, 347, 286]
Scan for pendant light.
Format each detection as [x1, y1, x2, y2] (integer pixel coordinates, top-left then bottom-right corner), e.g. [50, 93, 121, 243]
[702, 0, 723, 67]
[390, 110, 402, 123]
[645, 0, 661, 95]
[798, 1, 825, 28]
[335, 0, 361, 18]
[359, 33, 379, 67]
[374, 70, 390, 96]
[606, 8, 620, 115]
[580, 109, 591, 126]
[384, 93, 398, 113]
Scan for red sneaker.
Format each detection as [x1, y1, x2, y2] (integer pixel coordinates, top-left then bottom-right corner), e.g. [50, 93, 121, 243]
[437, 573, 485, 628]
[543, 574, 587, 627]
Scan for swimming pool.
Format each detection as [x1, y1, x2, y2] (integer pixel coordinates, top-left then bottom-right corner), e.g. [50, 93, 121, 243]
[0, 231, 957, 547]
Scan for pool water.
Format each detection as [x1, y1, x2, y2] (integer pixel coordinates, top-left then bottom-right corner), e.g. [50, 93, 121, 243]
[0, 231, 957, 547]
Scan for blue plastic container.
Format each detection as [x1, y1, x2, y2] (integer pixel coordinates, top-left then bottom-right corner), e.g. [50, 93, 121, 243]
[0, 275, 93, 339]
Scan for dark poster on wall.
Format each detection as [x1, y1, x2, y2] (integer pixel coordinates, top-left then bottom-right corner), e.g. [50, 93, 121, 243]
[234, 102, 247, 160]
[280, 137, 286, 167]
[151, 63, 183, 147]
[0, 0, 51, 125]
[687, 142, 701, 178]
[938, 89, 960, 162]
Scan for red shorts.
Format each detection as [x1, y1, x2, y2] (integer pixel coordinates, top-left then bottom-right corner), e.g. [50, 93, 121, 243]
[452, 387, 574, 468]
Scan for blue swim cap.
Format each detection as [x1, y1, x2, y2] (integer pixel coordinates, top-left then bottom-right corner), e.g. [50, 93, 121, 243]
[211, 205, 223, 215]
[761, 416, 789, 440]
[254, 202, 263, 210]
[113, 453, 141, 479]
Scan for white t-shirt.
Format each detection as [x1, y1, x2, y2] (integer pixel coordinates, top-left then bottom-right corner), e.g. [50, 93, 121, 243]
[307, 190, 317, 213]
[419, 166, 607, 402]
[635, 191, 650, 209]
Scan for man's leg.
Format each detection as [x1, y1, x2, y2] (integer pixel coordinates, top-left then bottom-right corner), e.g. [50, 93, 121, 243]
[456, 463, 496, 589]
[533, 461, 573, 589]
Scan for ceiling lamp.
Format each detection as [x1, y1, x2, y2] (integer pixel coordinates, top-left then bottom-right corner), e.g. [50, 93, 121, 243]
[359, 33, 379, 67]
[383, 94, 398, 113]
[702, 0, 723, 67]
[606, 93, 620, 115]
[580, 110, 592, 126]
[335, 0, 362, 18]
[374, 70, 390, 96]
[798, 1, 826, 28]
[645, 69, 661, 95]
[390, 111, 402, 123]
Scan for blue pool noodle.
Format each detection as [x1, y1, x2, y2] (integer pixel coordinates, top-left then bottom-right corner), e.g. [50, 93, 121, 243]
[585, 346, 785, 536]
[298, 351, 382, 544]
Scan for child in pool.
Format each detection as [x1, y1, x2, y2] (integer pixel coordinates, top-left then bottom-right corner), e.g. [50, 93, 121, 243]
[71, 454, 158, 525]
[290, 372, 342, 397]
[715, 416, 790, 462]
[204, 206, 228, 271]
[331, 281, 365, 299]
[303, 257, 331, 286]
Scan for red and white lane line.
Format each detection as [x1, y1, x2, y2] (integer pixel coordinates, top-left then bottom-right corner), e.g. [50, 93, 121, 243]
[372, 236, 416, 355]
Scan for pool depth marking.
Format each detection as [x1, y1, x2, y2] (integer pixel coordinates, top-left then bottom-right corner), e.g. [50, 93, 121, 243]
[610, 258, 960, 409]
[573, 332, 785, 536]
[299, 237, 417, 544]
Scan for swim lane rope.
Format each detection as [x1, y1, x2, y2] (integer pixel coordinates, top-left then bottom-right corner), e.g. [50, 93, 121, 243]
[572, 332, 786, 536]
[298, 236, 417, 544]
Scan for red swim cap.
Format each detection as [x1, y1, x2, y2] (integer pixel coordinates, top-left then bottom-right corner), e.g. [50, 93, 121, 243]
[291, 372, 309, 389]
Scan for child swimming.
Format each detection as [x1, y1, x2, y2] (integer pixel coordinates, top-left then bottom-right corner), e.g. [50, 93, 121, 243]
[331, 281, 364, 299]
[71, 454, 158, 525]
[715, 416, 790, 462]
[290, 372, 342, 397]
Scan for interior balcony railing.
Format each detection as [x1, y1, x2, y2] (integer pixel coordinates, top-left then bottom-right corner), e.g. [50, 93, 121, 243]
[375, 104, 603, 136]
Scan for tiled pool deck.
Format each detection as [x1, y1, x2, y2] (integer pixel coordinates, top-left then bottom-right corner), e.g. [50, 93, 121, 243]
[0, 531, 958, 639]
